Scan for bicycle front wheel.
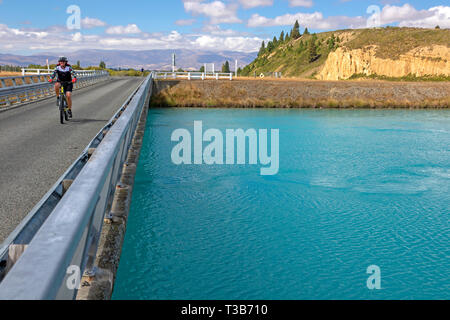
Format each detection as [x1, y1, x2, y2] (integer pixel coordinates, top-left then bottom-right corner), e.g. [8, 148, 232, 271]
[60, 95, 65, 124]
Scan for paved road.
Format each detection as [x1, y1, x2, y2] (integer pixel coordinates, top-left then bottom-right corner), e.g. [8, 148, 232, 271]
[0, 77, 144, 242]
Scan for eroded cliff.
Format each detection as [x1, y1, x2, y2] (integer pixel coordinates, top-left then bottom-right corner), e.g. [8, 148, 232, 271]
[318, 45, 450, 80]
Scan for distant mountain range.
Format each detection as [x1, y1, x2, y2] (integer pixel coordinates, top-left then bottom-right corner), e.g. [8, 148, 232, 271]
[0, 49, 257, 71]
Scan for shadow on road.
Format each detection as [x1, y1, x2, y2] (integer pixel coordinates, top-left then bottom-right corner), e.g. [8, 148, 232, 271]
[68, 118, 109, 124]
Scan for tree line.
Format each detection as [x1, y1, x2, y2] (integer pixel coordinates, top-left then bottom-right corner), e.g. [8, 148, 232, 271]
[198, 61, 236, 74]
[257, 20, 311, 57]
[257, 20, 341, 63]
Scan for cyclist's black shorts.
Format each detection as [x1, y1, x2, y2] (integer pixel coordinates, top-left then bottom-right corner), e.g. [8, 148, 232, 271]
[58, 81, 73, 92]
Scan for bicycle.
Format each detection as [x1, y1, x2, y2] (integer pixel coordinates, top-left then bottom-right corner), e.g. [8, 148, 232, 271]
[49, 80, 72, 124]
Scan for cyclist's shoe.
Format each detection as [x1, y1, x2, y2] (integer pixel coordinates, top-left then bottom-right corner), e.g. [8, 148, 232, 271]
[56, 96, 60, 107]
[68, 109, 73, 118]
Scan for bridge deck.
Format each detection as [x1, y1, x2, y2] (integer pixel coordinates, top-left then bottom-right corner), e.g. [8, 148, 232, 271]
[0, 77, 143, 242]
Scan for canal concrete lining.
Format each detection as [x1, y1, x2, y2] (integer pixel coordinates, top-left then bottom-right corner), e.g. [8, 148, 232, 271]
[0, 77, 143, 242]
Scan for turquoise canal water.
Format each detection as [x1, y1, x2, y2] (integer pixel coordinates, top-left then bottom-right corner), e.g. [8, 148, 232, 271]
[113, 109, 450, 300]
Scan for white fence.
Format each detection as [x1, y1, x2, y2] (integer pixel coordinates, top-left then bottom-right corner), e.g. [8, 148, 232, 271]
[154, 71, 234, 81]
[22, 68, 104, 77]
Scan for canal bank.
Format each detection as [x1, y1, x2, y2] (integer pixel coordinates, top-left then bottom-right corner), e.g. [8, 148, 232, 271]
[151, 79, 450, 109]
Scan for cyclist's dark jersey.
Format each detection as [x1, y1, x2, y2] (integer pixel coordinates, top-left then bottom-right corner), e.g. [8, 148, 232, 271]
[51, 64, 77, 82]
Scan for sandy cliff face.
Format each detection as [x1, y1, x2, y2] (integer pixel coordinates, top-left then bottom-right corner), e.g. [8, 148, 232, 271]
[318, 45, 450, 80]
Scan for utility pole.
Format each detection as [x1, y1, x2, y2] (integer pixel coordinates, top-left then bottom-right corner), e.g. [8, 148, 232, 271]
[172, 53, 176, 73]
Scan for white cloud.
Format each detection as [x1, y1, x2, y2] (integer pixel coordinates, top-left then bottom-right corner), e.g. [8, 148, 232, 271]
[202, 24, 245, 36]
[0, 23, 263, 53]
[194, 35, 263, 52]
[175, 19, 196, 26]
[81, 17, 107, 29]
[72, 32, 83, 42]
[163, 30, 183, 41]
[239, 0, 273, 9]
[289, 0, 314, 7]
[105, 24, 141, 35]
[183, 0, 241, 24]
[375, 4, 450, 28]
[248, 4, 450, 29]
[248, 12, 366, 29]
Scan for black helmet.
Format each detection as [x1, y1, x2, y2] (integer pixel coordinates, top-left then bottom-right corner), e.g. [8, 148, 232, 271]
[58, 56, 68, 62]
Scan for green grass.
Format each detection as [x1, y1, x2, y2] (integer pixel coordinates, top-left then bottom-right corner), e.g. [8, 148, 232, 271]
[242, 32, 338, 78]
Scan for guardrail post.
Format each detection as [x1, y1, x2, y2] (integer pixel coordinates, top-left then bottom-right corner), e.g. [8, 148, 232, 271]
[216, 73, 219, 80]
[229, 73, 233, 81]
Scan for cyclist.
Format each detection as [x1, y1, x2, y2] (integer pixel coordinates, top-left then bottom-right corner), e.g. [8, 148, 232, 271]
[49, 56, 77, 118]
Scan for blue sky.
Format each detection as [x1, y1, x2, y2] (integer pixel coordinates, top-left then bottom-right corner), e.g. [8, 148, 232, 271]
[0, 0, 448, 54]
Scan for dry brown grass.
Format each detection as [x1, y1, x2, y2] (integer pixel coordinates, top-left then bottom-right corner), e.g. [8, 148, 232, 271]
[0, 72, 21, 77]
[151, 79, 450, 109]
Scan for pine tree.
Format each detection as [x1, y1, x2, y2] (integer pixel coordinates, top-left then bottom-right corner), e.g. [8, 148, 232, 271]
[199, 66, 205, 72]
[258, 41, 266, 56]
[267, 41, 275, 52]
[304, 27, 310, 35]
[308, 39, 318, 62]
[285, 30, 290, 42]
[299, 40, 305, 51]
[222, 61, 230, 73]
[291, 20, 301, 39]
[328, 34, 336, 50]
[273, 36, 278, 46]
[279, 31, 285, 43]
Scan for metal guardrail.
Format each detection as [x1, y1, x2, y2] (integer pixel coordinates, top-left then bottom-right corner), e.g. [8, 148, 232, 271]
[154, 71, 234, 81]
[0, 71, 110, 108]
[0, 74, 153, 300]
